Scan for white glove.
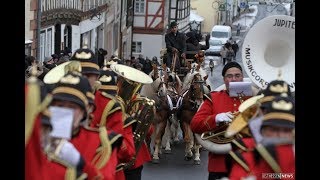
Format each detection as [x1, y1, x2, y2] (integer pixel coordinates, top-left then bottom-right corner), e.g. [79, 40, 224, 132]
[57, 140, 81, 167]
[215, 112, 234, 124]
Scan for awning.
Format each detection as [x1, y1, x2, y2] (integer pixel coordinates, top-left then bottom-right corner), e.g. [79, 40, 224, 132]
[190, 10, 204, 22]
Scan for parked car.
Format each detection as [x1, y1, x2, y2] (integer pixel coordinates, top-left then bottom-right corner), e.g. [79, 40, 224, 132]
[205, 39, 223, 56]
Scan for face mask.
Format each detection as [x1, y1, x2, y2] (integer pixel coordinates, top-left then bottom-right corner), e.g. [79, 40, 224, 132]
[49, 106, 74, 140]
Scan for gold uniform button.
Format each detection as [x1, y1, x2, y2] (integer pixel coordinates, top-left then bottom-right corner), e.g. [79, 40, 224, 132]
[234, 104, 237, 107]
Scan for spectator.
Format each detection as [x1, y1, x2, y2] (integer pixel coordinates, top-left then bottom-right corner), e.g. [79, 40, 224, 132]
[51, 54, 60, 64]
[97, 48, 108, 68]
[43, 56, 57, 70]
[143, 57, 153, 75]
[236, 23, 241, 36]
[231, 40, 239, 60]
[138, 54, 145, 66]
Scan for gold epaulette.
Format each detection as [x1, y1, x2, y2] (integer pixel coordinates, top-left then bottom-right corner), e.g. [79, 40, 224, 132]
[229, 150, 250, 172]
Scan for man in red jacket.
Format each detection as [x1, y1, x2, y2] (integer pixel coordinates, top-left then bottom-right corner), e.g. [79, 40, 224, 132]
[229, 95, 295, 180]
[91, 59, 136, 180]
[226, 79, 294, 178]
[190, 62, 246, 180]
[44, 71, 109, 179]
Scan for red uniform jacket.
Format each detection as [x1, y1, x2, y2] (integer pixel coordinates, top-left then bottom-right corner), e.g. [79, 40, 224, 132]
[190, 90, 243, 173]
[229, 144, 295, 180]
[92, 91, 136, 179]
[71, 127, 120, 180]
[25, 115, 48, 180]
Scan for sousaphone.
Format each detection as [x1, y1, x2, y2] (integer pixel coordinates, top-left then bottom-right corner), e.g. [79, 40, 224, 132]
[110, 64, 155, 170]
[241, 15, 295, 92]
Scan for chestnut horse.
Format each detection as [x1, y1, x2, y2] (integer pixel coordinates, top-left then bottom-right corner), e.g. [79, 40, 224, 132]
[140, 64, 182, 163]
[177, 71, 209, 164]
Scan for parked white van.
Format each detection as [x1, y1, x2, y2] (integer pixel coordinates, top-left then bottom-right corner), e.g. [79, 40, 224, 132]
[209, 25, 232, 45]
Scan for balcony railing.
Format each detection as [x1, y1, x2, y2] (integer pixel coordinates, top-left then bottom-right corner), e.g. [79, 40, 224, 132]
[41, 0, 110, 27]
[41, 0, 109, 12]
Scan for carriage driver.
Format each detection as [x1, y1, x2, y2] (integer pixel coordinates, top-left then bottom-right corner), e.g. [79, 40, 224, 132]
[165, 21, 186, 71]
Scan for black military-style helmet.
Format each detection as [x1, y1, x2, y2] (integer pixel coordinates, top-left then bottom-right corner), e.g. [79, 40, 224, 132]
[51, 71, 91, 121]
[261, 95, 295, 129]
[98, 68, 118, 95]
[70, 47, 100, 75]
[258, 79, 293, 109]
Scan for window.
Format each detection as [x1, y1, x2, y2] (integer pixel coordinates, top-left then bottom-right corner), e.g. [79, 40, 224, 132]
[113, 23, 119, 52]
[209, 40, 223, 46]
[25, 43, 32, 56]
[39, 28, 54, 61]
[40, 31, 46, 61]
[81, 31, 91, 49]
[132, 41, 142, 53]
[135, 0, 145, 13]
[46, 28, 52, 57]
[212, 31, 229, 38]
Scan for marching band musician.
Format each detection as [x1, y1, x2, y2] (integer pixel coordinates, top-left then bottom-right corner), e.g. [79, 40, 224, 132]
[25, 67, 52, 180]
[91, 58, 136, 180]
[190, 62, 249, 180]
[70, 47, 101, 89]
[228, 95, 295, 180]
[44, 71, 117, 179]
[25, 64, 103, 180]
[123, 91, 154, 180]
[226, 79, 294, 180]
[108, 64, 155, 180]
[67, 49, 130, 179]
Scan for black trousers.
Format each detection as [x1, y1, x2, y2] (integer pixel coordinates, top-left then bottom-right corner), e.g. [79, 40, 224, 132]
[125, 165, 143, 180]
[208, 172, 228, 180]
[223, 58, 227, 65]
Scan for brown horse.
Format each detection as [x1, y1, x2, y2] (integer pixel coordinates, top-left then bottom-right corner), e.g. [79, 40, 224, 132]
[140, 64, 182, 163]
[177, 71, 209, 164]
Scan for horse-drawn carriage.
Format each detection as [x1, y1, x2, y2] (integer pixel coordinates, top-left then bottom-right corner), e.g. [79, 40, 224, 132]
[140, 42, 211, 165]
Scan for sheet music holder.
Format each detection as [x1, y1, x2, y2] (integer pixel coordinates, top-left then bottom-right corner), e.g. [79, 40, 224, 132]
[229, 81, 253, 97]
